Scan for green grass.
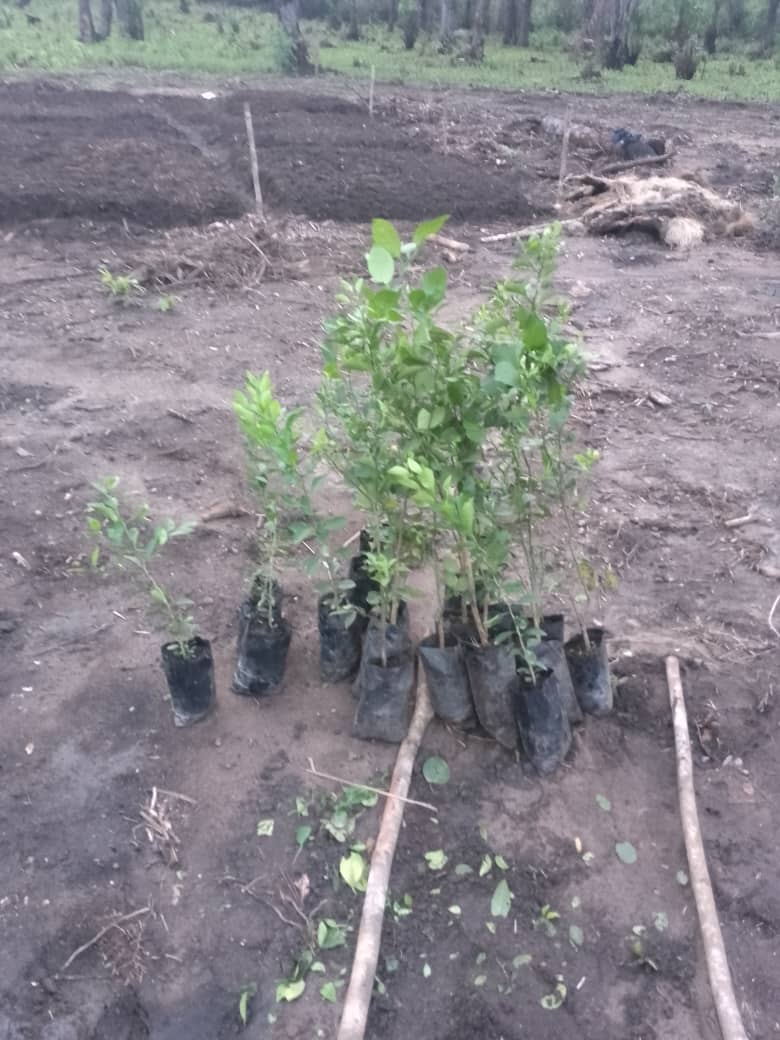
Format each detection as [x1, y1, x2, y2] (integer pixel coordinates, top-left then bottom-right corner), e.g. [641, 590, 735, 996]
[0, 0, 778, 102]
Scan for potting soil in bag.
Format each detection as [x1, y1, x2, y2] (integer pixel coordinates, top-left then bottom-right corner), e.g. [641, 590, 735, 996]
[463, 642, 518, 750]
[514, 666, 572, 776]
[419, 634, 474, 725]
[161, 636, 216, 727]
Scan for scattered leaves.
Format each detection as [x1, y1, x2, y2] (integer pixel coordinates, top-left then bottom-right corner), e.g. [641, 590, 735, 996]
[512, 953, 532, 970]
[422, 963, 432, 978]
[494, 854, 509, 871]
[569, 924, 584, 948]
[491, 879, 513, 918]
[479, 855, 492, 877]
[256, 819, 275, 838]
[340, 851, 368, 893]
[320, 981, 338, 1004]
[540, 979, 567, 1010]
[317, 919, 346, 950]
[596, 794, 612, 812]
[448, 905, 462, 916]
[295, 825, 312, 849]
[424, 849, 448, 871]
[276, 978, 305, 1003]
[422, 756, 450, 785]
[473, 975, 487, 987]
[455, 863, 473, 877]
[615, 841, 638, 865]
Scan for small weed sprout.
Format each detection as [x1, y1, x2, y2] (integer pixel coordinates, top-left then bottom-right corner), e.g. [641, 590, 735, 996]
[99, 266, 142, 303]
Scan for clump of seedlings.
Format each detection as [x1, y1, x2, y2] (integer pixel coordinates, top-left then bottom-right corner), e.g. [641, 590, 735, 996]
[85, 476, 214, 727]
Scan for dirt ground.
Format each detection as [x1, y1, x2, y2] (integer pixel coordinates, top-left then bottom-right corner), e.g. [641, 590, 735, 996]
[1, 76, 779, 1040]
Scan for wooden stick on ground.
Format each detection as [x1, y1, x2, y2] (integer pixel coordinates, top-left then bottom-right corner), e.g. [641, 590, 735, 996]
[336, 681, 434, 1040]
[665, 656, 749, 1040]
[481, 219, 582, 244]
[769, 592, 780, 639]
[598, 148, 676, 176]
[368, 65, 376, 118]
[60, 907, 152, 972]
[243, 102, 265, 221]
[305, 757, 438, 814]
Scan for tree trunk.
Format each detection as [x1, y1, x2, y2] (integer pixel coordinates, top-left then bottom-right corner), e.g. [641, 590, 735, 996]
[725, 0, 745, 33]
[95, 0, 112, 39]
[278, 0, 313, 73]
[439, 0, 451, 46]
[114, 0, 143, 39]
[468, 0, 487, 60]
[387, 0, 398, 30]
[346, 0, 360, 40]
[703, 0, 721, 53]
[78, 0, 96, 41]
[766, 0, 779, 46]
[517, 0, 532, 45]
[503, 0, 517, 43]
[602, 0, 637, 70]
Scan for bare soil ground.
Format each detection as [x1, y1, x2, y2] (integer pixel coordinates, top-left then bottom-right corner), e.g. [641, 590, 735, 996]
[1, 77, 779, 1040]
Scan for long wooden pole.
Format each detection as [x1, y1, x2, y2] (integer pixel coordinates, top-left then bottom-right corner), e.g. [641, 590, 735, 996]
[665, 656, 749, 1040]
[336, 681, 434, 1040]
[243, 102, 264, 221]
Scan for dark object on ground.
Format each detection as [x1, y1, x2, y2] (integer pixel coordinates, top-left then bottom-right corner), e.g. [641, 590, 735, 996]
[161, 637, 216, 727]
[564, 628, 612, 716]
[353, 605, 410, 697]
[419, 634, 475, 725]
[514, 665, 572, 776]
[536, 637, 582, 725]
[612, 128, 665, 160]
[463, 642, 518, 750]
[233, 593, 292, 697]
[319, 594, 362, 683]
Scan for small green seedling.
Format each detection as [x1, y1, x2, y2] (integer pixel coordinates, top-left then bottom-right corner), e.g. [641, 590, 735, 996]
[99, 266, 142, 303]
[533, 904, 560, 937]
[157, 294, 176, 313]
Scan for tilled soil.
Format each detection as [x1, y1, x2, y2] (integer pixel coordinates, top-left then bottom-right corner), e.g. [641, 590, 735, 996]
[1, 76, 779, 1040]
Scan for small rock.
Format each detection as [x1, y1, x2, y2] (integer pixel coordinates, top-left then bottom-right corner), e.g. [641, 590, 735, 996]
[648, 390, 672, 407]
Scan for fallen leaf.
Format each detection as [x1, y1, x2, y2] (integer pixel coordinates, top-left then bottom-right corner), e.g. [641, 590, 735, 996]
[676, 870, 689, 886]
[422, 963, 431, 978]
[569, 924, 584, 947]
[473, 974, 487, 987]
[256, 819, 274, 838]
[653, 911, 669, 933]
[595, 794, 612, 812]
[422, 756, 450, 785]
[454, 863, 473, 876]
[424, 849, 448, 871]
[615, 841, 637, 865]
[491, 879, 513, 918]
[479, 854, 492, 877]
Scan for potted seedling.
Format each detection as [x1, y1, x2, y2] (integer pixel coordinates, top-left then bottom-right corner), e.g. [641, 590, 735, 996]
[303, 519, 364, 683]
[232, 371, 305, 696]
[85, 476, 213, 727]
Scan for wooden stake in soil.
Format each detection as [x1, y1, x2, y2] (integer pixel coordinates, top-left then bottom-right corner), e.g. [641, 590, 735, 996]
[336, 681, 434, 1040]
[665, 656, 750, 1040]
[243, 102, 264, 221]
[556, 106, 572, 209]
[368, 65, 376, 119]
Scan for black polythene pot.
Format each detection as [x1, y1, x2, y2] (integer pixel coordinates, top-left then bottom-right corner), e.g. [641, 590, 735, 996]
[353, 614, 416, 743]
[352, 602, 410, 698]
[161, 636, 216, 728]
[462, 641, 518, 750]
[232, 588, 292, 697]
[419, 633, 475, 726]
[318, 594, 363, 683]
[513, 665, 572, 776]
[535, 635, 583, 726]
[564, 627, 612, 716]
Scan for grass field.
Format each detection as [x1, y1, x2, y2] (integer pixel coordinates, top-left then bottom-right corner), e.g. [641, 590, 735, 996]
[0, 0, 778, 100]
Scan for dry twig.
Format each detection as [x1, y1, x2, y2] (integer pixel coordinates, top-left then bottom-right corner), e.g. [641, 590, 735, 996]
[61, 907, 152, 972]
[305, 757, 437, 814]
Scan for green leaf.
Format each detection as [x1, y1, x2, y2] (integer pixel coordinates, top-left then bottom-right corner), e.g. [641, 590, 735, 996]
[385, 956, 399, 973]
[422, 962, 432, 978]
[595, 794, 612, 812]
[569, 924, 584, 947]
[238, 989, 252, 1026]
[416, 407, 431, 431]
[494, 360, 516, 386]
[523, 315, 548, 350]
[276, 978, 305, 1003]
[653, 911, 669, 933]
[473, 974, 487, 987]
[317, 919, 346, 950]
[424, 849, 448, 871]
[422, 756, 450, 785]
[295, 796, 309, 817]
[479, 855, 492, 877]
[540, 980, 567, 1010]
[491, 879, 513, 918]
[421, 266, 447, 301]
[89, 546, 100, 569]
[366, 245, 395, 285]
[310, 961, 326, 974]
[615, 841, 638, 865]
[494, 854, 509, 871]
[512, 953, 532, 970]
[454, 863, 473, 877]
[340, 851, 368, 892]
[372, 218, 402, 259]
[295, 824, 312, 848]
[256, 818, 274, 837]
[320, 981, 338, 1004]
[413, 215, 449, 246]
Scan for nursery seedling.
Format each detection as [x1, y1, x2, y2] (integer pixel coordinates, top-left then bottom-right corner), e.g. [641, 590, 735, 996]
[533, 904, 560, 937]
[85, 476, 197, 656]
